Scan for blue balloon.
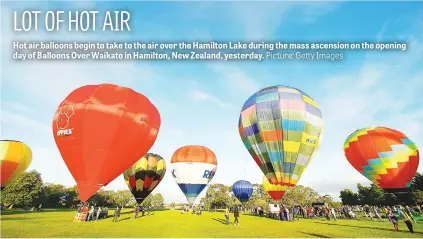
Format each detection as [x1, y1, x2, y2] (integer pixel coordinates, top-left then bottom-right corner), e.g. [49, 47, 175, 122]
[232, 180, 253, 203]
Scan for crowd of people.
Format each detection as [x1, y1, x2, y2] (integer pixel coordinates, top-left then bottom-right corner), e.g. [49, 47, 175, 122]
[249, 204, 422, 233]
[180, 205, 203, 215]
[133, 205, 152, 218]
[75, 203, 109, 222]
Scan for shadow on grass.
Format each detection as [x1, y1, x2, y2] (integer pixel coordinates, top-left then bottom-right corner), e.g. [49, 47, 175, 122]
[119, 217, 130, 221]
[310, 221, 408, 232]
[298, 231, 332, 238]
[109, 217, 131, 222]
[1, 209, 75, 216]
[212, 218, 228, 225]
[242, 213, 268, 218]
[0, 217, 41, 221]
[120, 211, 156, 217]
[312, 221, 423, 236]
[1, 210, 44, 216]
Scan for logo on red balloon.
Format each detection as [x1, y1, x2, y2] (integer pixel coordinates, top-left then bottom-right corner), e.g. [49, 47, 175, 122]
[56, 105, 74, 136]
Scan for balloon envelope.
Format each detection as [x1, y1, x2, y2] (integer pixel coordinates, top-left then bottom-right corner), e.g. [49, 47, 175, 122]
[52, 84, 161, 202]
[232, 180, 253, 203]
[239, 85, 324, 186]
[170, 145, 217, 204]
[344, 126, 419, 192]
[0, 140, 32, 189]
[123, 153, 166, 204]
[263, 176, 287, 201]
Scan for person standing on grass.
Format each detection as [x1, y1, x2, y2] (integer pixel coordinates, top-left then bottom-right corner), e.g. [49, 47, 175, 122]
[224, 207, 230, 225]
[279, 206, 284, 220]
[397, 208, 414, 233]
[373, 206, 382, 222]
[96, 207, 102, 221]
[384, 206, 389, 218]
[330, 207, 337, 221]
[290, 206, 295, 221]
[388, 210, 399, 231]
[293, 206, 299, 221]
[134, 206, 139, 219]
[234, 206, 240, 225]
[405, 205, 417, 223]
[141, 206, 145, 216]
[87, 206, 94, 222]
[112, 206, 121, 222]
[323, 206, 330, 221]
[285, 206, 290, 221]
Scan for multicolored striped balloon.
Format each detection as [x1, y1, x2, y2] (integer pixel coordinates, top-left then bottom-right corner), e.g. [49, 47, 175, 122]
[239, 85, 324, 187]
[0, 140, 32, 189]
[123, 153, 166, 204]
[263, 176, 287, 201]
[232, 180, 253, 203]
[344, 127, 419, 192]
[171, 145, 217, 204]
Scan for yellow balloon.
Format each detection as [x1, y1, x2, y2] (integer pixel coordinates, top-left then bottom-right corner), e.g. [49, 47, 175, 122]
[0, 140, 32, 189]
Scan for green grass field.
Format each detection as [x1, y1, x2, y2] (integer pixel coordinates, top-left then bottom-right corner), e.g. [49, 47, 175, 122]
[1, 209, 423, 238]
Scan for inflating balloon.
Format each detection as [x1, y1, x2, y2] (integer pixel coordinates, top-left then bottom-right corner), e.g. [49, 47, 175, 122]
[123, 153, 166, 204]
[171, 145, 217, 204]
[344, 126, 419, 193]
[239, 85, 324, 186]
[263, 176, 287, 201]
[52, 84, 161, 202]
[232, 180, 253, 203]
[0, 140, 32, 190]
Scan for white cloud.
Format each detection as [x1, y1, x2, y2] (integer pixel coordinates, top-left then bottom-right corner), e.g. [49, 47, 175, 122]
[188, 89, 234, 108]
[357, 63, 389, 89]
[1, 110, 50, 133]
[209, 63, 259, 95]
[228, 1, 340, 39]
[1, 101, 34, 114]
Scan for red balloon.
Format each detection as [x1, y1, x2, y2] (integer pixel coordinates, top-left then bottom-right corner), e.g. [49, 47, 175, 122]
[52, 84, 160, 202]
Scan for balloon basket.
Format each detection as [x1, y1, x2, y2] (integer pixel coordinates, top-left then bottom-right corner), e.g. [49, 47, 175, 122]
[73, 212, 88, 222]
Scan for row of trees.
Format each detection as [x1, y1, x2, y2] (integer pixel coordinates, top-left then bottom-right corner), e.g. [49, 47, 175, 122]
[2, 170, 422, 209]
[340, 173, 423, 205]
[199, 183, 341, 210]
[0, 170, 164, 208]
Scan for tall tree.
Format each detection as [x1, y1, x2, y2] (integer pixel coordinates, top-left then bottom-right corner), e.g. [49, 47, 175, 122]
[1, 170, 43, 207]
[151, 193, 164, 208]
[66, 185, 80, 207]
[410, 172, 423, 191]
[41, 183, 66, 207]
[282, 185, 319, 206]
[340, 189, 359, 205]
[140, 194, 153, 207]
[357, 183, 384, 205]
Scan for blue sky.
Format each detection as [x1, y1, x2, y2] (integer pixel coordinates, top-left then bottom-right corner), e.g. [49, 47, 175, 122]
[1, 1, 422, 203]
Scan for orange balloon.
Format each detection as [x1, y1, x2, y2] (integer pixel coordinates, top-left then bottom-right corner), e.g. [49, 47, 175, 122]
[52, 84, 160, 202]
[344, 126, 419, 192]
